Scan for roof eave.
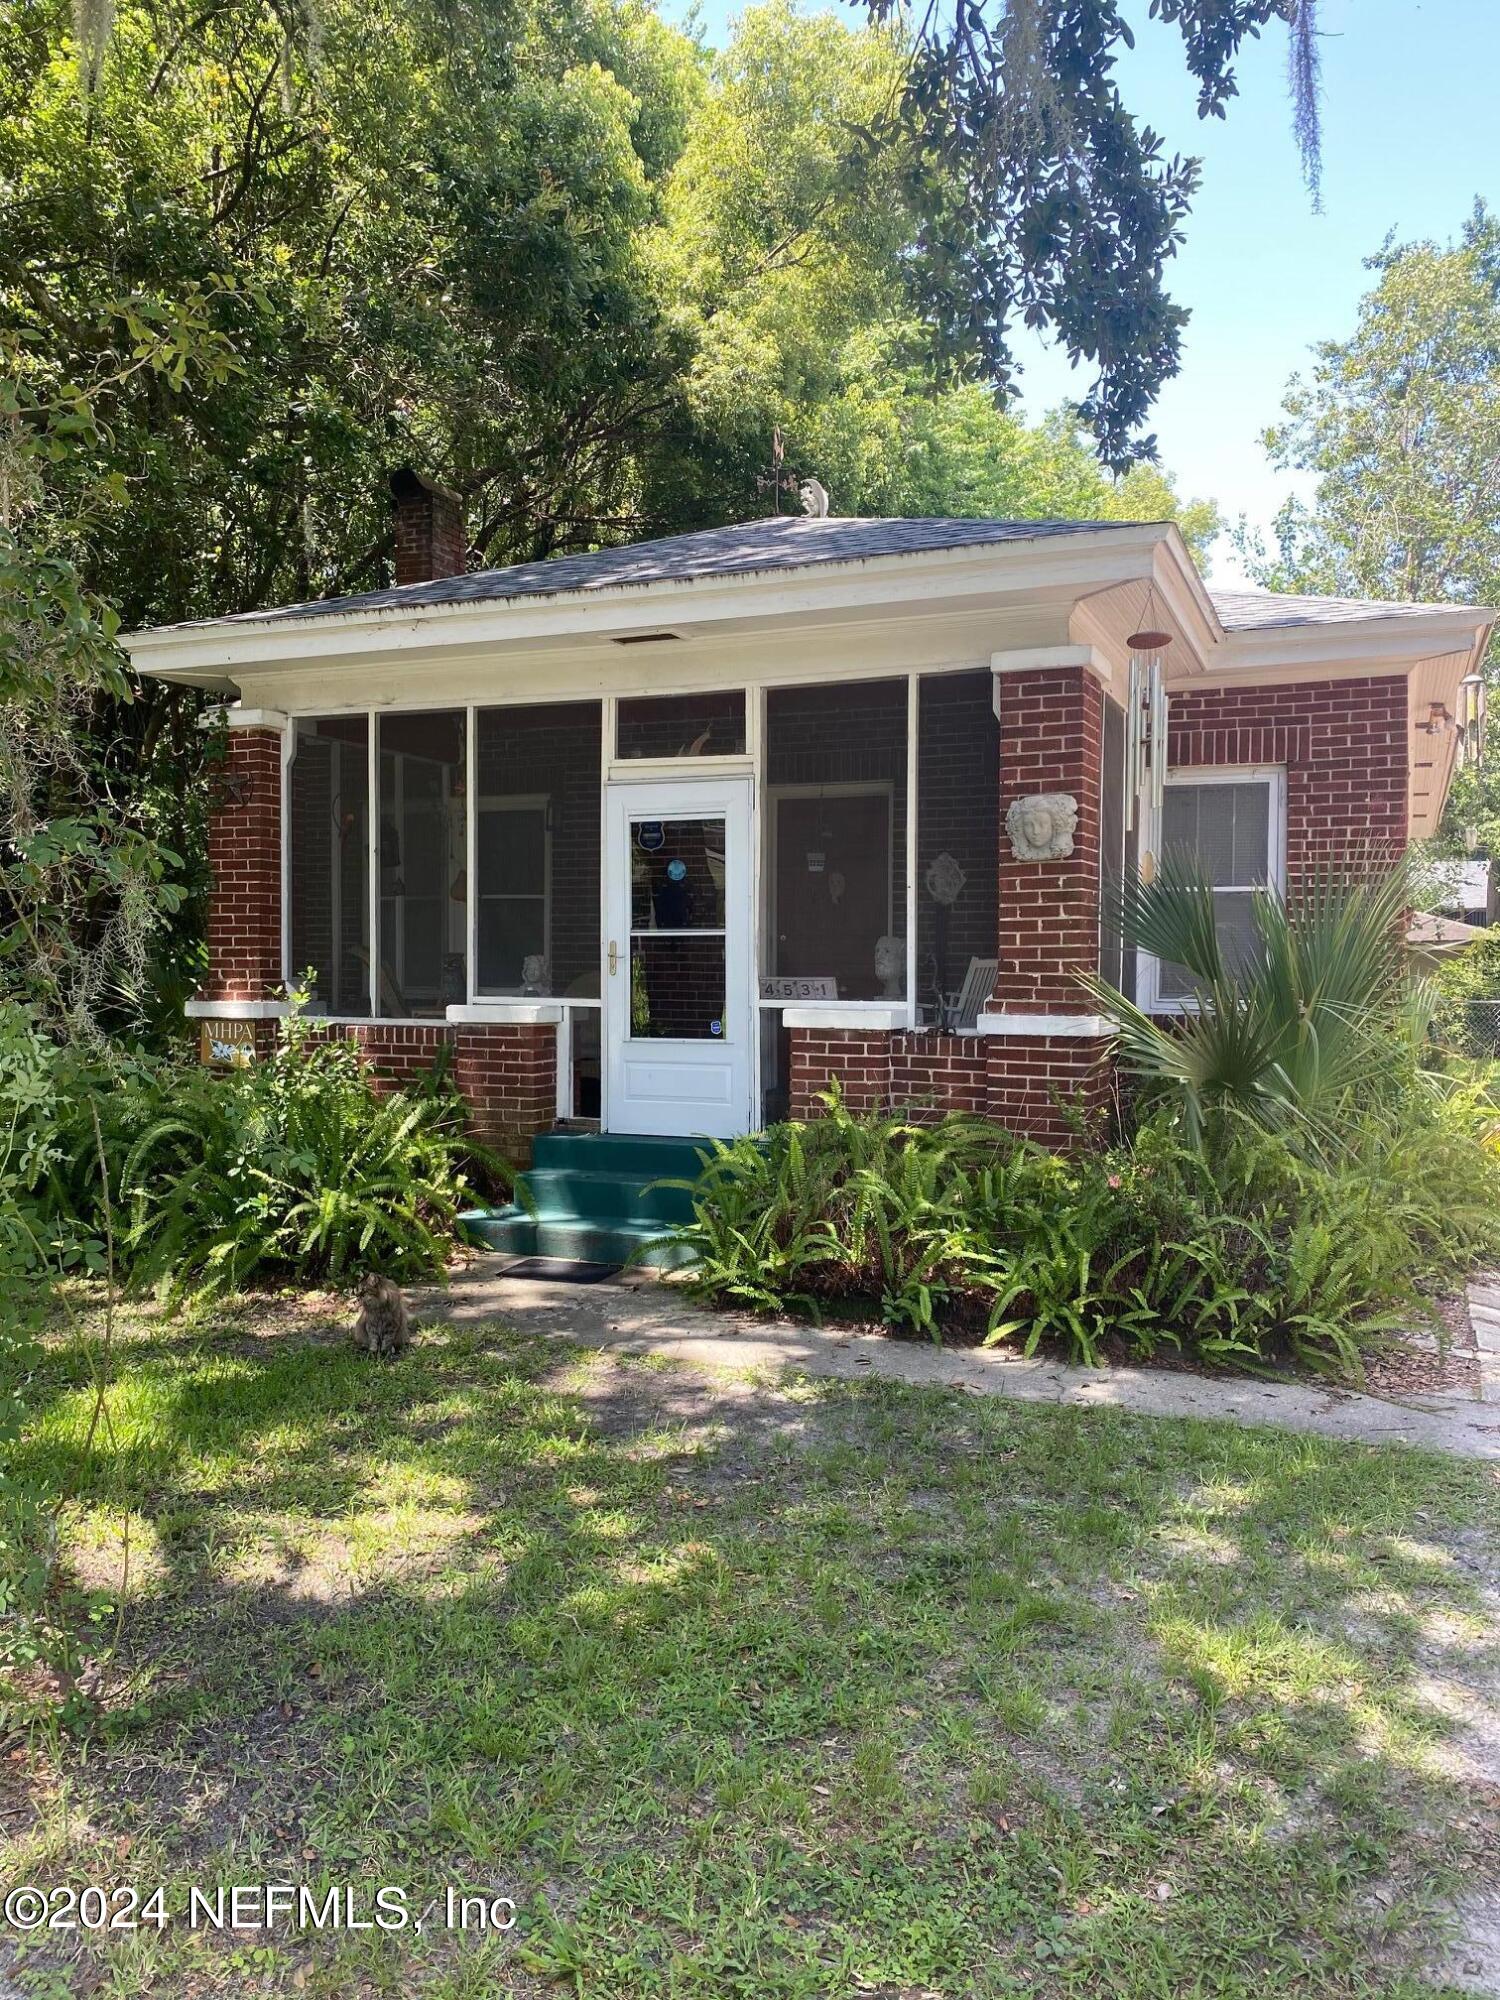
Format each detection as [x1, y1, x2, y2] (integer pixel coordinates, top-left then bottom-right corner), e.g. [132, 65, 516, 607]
[123, 522, 1175, 686]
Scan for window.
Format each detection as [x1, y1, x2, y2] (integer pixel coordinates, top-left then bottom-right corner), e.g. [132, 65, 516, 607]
[1144, 769, 1285, 1009]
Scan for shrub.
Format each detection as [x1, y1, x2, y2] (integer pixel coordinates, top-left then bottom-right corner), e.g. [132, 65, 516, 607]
[669, 1084, 1500, 1378]
[44, 1009, 505, 1300]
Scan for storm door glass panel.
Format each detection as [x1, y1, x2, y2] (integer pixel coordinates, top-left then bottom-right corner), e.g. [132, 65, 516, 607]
[475, 703, 600, 999]
[1156, 780, 1274, 1002]
[628, 816, 726, 1039]
[616, 692, 745, 760]
[376, 711, 466, 1018]
[764, 680, 907, 1001]
[288, 716, 370, 1017]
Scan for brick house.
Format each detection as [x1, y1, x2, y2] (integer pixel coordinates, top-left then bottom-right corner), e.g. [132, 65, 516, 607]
[126, 486, 1494, 1162]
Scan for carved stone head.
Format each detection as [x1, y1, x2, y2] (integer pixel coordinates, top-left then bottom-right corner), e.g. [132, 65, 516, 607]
[1005, 792, 1078, 862]
[874, 933, 904, 996]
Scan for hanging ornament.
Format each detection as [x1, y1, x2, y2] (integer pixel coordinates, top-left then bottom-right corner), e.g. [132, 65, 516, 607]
[1126, 587, 1173, 836]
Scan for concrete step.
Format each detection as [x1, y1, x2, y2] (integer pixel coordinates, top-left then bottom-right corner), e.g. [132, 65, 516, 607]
[529, 1131, 721, 1183]
[518, 1168, 698, 1227]
[457, 1207, 693, 1271]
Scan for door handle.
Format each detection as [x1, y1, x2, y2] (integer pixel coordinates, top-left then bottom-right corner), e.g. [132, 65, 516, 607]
[608, 941, 619, 976]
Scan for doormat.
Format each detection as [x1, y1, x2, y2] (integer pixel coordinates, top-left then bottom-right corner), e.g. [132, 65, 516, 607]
[498, 1256, 622, 1284]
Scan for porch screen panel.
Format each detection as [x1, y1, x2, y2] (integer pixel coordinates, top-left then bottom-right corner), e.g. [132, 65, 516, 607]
[376, 711, 467, 1018]
[764, 680, 908, 1002]
[475, 702, 602, 1000]
[917, 672, 998, 1025]
[288, 716, 370, 1017]
[617, 691, 745, 760]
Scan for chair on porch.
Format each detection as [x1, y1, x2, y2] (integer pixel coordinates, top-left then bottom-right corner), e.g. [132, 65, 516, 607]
[945, 956, 998, 1033]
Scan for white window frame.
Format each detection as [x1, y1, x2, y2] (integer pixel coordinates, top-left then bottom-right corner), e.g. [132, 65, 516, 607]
[1138, 764, 1287, 1015]
[473, 791, 552, 997]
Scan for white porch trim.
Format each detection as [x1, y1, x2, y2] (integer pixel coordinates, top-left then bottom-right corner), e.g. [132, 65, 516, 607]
[199, 705, 289, 732]
[185, 998, 292, 1019]
[783, 1007, 908, 1031]
[976, 1010, 1117, 1038]
[445, 1002, 563, 1025]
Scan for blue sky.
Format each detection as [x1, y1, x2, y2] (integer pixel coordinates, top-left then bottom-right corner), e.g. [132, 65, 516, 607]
[661, 0, 1495, 582]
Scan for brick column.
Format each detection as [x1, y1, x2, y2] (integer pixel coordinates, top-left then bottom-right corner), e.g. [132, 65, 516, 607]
[984, 665, 1114, 1142]
[453, 1022, 557, 1161]
[200, 713, 285, 1004]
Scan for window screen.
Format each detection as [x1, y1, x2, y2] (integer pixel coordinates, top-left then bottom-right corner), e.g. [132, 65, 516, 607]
[1156, 779, 1275, 1001]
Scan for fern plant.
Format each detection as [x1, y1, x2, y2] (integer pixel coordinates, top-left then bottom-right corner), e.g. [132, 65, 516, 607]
[49, 1015, 507, 1300]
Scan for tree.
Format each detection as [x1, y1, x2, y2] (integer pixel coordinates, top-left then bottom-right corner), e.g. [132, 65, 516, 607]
[646, 2, 1218, 545]
[858, 0, 1325, 466]
[1242, 204, 1500, 852]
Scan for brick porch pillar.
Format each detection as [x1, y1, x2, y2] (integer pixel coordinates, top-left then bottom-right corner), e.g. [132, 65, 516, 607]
[981, 661, 1115, 1141]
[197, 707, 287, 1008]
[452, 1019, 558, 1162]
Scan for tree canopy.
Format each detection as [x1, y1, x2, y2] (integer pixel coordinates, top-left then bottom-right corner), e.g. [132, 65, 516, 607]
[1243, 203, 1500, 852]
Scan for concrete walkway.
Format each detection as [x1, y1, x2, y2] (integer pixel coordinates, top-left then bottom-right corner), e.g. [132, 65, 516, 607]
[412, 1257, 1500, 1462]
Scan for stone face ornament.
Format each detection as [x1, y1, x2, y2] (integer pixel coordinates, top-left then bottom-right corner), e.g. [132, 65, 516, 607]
[1005, 792, 1078, 862]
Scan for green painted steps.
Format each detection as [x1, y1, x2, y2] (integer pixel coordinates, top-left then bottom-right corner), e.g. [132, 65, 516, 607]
[459, 1131, 716, 1270]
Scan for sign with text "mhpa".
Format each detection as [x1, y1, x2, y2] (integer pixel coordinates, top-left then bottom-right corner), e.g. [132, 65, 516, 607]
[199, 1020, 257, 1067]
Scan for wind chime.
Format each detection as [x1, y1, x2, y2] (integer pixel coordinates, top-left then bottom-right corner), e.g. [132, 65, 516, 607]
[1124, 589, 1173, 856]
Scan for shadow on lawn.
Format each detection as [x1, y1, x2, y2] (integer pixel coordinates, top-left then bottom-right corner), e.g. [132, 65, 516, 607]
[7, 1293, 1500, 1996]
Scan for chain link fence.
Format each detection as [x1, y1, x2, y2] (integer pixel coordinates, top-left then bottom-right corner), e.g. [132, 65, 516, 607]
[1453, 997, 1500, 1058]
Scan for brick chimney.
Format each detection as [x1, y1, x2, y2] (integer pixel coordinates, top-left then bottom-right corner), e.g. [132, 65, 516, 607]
[389, 466, 467, 586]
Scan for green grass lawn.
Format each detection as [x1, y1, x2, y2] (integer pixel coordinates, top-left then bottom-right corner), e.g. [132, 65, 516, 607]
[3, 1288, 1498, 1998]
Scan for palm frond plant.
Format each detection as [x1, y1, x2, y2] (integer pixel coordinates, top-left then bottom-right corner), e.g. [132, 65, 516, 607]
[1081, 852, 1418, 1148]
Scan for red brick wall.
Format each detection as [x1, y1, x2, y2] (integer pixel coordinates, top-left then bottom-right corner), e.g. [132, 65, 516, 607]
[289, 1019, 559, 1161]
[306, 1022, 451, 1091]
[891, 1033, 988, 1118]
[202, 727, 283, 1003]
[994, 668, 1104, 1008]
[788, 1026, 1109, 1145]
[789, 1029, 892, 1116]
[1168, 675, 1409, 890]
[983, 1034, 1113, 1146]
[453, 1023, 557, 1159]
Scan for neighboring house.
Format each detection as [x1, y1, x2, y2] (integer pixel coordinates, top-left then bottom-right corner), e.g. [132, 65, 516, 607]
[126, 477, 1495, 1160]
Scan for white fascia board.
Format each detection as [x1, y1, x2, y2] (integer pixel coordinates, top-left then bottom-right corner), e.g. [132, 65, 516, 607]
[123, 526, 1171, 685]
[1209, 610, 1494, 680]
[1151, 529, 1224, 663]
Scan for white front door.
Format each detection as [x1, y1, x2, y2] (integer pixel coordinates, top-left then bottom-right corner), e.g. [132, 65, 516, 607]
[604, 776, 754, 1138]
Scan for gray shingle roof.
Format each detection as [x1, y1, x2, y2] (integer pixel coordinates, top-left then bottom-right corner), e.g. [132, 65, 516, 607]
[144, 513, 1485, 638]
[176, 515, 1151, 629]
[1208, 586, 1464, 631]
